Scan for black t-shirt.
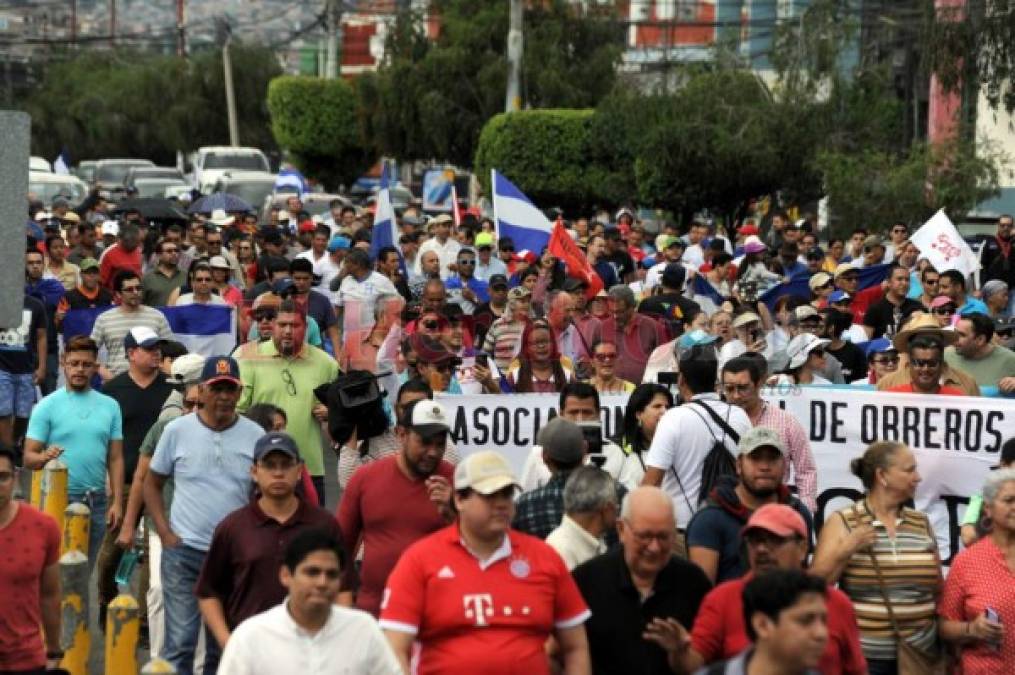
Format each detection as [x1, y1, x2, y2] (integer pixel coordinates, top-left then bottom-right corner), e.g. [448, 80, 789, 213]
[573, 548, 712, 675]
[103, 371, 173, 482]
[863, 297, 924, 339]
[638, 292, 701, 336]
[63, 286, 114, 311]
[604, 250, 636, 281]
[0, 296, 47, 374]
[826, 340, 868, 383]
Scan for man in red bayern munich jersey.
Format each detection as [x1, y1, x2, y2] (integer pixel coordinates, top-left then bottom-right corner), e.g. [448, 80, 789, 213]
[379, 450, 591, 674]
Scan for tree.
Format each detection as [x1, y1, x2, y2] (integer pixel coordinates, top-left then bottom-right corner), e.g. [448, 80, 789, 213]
[267, 76, 374, 189]
[358, 0, 624, 166]
[22, 44, 281, 163]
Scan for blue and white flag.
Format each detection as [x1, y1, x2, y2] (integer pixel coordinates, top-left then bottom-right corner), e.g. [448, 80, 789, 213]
[491, 170, 553, 254]
[274, 167, 309, 195]
[369, 163, 402, 274]
[53, 149, 70, 175]
[62, 304, 236, 358]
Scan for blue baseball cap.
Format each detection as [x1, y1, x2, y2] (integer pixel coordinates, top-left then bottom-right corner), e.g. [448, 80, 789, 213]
[828, 290, 851, 303]
[201, 356, 241, 386]
[863, 338, 896, 357]
[327, 235, 351, 253]
[253, 432, 301, 462]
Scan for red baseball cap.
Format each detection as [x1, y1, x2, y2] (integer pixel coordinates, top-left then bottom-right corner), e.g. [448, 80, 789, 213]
[741, 503, 807, 539]
[738, 224, 760, 236]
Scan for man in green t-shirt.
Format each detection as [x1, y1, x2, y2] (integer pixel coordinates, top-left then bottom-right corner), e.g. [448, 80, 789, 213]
[946, 313, 1015, 392]
[237, 299, 339, 506]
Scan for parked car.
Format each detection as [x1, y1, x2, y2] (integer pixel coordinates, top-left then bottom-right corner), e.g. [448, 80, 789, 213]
[211, 171, 278, 217]
[74, 160, 97, 184]
[133, 177, 189, 199]
[190, 146, 270, 194]
[94, 159, 155, 199]
[30, 156, 52, 173]
[29, 171, 87, 207]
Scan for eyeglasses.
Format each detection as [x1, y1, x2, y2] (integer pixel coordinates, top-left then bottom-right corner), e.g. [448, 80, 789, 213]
[594, 352, 618, 362]
[254, 310, 277, 321]
[892, 228, 907, 234]
[422, 320, 439, 331]
[722, 383, 754, 396]
[810, 349, 825, 358]
[193, 277, 213, 283]
[933, 306, 956, 316]
[911, 358, 941, 369]
[458, 259, 476, 266]
[183, 398, 199, 409]
[924, 278, 939, 285]
[162, 247, 179, 254]
[626, 525, 674, 546]
[872, 356, 900, 365]
[281, 368, 297, 396]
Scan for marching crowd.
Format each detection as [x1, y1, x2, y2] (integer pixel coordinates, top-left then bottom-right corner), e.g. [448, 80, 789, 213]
[1, 193, 1015, 675]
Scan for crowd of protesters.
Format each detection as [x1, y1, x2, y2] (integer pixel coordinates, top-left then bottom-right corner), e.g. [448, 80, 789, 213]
[1, 191, 1014, 675]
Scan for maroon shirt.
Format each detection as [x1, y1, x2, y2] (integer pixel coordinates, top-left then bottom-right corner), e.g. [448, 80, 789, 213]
[337, 455, 454, 616]
[195, 498, 344, 629]
[600, 312, 665, 383]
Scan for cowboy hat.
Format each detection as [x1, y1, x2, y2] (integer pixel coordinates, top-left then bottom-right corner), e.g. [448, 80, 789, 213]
[892, 312, 958, 351]
[207, 208, 236, 227]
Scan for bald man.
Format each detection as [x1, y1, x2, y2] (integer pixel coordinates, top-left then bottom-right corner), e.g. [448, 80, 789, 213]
[572, 487, 712, 674]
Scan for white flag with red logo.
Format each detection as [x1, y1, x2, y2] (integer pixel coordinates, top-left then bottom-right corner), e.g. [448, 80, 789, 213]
[909, 209, 980, 276]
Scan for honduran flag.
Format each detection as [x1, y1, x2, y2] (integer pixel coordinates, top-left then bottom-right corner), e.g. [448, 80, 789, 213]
[491, 170, 553, 254]
[274, 167, 309, 196]
[61, 304, 237, 358]
[369, 163, 405, 279]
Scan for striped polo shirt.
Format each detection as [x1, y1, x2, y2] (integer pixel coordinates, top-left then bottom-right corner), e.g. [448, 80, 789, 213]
[837, 500, 941, 662]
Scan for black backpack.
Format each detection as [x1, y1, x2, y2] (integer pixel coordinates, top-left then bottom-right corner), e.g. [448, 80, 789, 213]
[670, 400, 739, 515]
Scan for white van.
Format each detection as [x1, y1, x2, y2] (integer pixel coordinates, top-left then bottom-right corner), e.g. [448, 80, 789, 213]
[191, 146, 270, 194]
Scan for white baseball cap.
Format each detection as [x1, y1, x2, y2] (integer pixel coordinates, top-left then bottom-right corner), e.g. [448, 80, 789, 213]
[454, 450, 520, 495]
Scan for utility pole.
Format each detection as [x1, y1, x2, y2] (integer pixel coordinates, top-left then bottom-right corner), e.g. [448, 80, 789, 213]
[325, 0, 342, 79]
[110, 0, 116, 47]
[505, 0, 523, 112]
[176, 0, 186, 57]
[70, 0, 76, 46]
[223, 29, 240, 146]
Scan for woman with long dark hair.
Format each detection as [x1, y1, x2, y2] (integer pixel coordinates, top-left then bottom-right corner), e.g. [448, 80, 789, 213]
[506, 319, 573, 393]
[618, 383, 673, 481]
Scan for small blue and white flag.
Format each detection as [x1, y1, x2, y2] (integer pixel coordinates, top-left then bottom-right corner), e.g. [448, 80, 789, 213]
[274, 167, 309, 195]
[491, 170, 553, 254]
[369, 163, 402, 273]
[53, 149, 70, 175]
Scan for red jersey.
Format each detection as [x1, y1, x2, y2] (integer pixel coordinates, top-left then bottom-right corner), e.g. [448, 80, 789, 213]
[691, 575, 867, 675]
[99, 243, 143, 289]
[848, 285, 883, 324]
[885, 383, 966, 396]
[0, 504, 60, 670]
[337, 455, 454, 616]
[379, 525, 590, 675]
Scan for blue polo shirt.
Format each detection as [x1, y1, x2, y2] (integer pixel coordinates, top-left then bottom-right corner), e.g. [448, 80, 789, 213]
[149, 413, 265, 551]
[27, 387, 123, 493]
[445, 276, 490, 302]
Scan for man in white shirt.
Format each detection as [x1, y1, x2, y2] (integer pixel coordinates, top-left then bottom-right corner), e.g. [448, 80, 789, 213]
[681, 221, 709, 269]
[546, 466, 617, 570]
[415, 214, 460, 279]
[474, 231, 508, 281]
[217, 529, 401, 675]
[336, 248, 397, 349]
[295, 227, 332, 276]
[642, 343, 751, 532]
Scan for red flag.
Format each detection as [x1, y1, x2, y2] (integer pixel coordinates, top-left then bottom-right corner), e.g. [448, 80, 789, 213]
[548, 217, 603, 300]
[451, 184, 463, 231]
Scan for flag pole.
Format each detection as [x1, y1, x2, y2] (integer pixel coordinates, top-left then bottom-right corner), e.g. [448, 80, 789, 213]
[490, 169, 499, 241]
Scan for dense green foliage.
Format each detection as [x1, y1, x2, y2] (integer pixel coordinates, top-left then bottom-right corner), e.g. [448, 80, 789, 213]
[23, 44, 280, 164]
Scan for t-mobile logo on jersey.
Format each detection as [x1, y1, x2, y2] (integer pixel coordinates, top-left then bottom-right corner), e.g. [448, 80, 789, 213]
[463, 593, 494, 627]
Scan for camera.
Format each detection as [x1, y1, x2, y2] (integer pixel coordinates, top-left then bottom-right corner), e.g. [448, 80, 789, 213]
[578, 421, 605, 467]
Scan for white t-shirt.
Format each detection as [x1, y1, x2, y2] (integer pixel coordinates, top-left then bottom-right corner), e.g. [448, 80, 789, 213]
[174, 293, 228, 306]
[644, 393, 752, 529]
[336, 271, 398, 337]
[519, 441, 644, 493]
[217, 602, 402, 675]
[416, 237, 461, 280]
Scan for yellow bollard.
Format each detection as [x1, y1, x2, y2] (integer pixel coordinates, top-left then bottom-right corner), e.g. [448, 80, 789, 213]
[59, 550, 90, 675]
[105, 593, 139, 675]
[30, 468, 43, 507]
[141, 657, 178, 673]
[40, 459, 68, 536]
[62, 502, 91, 556]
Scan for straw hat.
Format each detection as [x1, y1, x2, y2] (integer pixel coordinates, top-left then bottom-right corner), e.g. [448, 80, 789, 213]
[892, 312, 958, 351]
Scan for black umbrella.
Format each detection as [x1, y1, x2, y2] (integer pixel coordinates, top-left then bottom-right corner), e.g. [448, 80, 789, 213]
[112, 198, 189, 222]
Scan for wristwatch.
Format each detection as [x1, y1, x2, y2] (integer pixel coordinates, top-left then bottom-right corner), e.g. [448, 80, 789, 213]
[46, 649, 65, 660]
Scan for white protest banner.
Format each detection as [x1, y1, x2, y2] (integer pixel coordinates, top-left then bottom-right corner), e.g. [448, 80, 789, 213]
[910, 209, 981, 276]
[439, 387, 1014, 562]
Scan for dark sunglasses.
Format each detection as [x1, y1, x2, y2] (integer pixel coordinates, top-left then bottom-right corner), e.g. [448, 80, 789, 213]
[254, 310, 278, 321]
[933, 306, 956, 315]
[594, 352, 618, 362]
[911, 358, 941, 369]
[872, 355, 900, 365]
[458, 259, 476, 266]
